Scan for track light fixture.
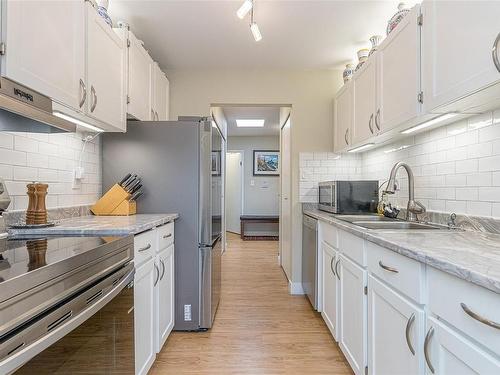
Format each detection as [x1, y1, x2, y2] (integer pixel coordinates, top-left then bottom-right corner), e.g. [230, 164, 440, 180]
[236, 0, 262, 42]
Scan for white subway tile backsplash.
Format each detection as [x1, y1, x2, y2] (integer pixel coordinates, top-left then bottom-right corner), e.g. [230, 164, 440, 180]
[0, 132, 101, 211]
[300, 109, 500, 218]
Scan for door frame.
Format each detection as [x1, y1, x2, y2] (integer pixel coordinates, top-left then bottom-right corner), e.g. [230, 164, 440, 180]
[279, 109, 291, 272]
[226, 150, 244, 234]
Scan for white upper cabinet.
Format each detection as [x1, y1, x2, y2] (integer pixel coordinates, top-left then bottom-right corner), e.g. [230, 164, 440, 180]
[422, 0, 500, 114]
[1, 0, 85, 111]
[334, 82, 353, 152]
[151, 63, 170, 121]
[353, 59, 377, 144]
[86, 2, 126, 131]
[377, 5, 421, 132]
[127, 31, 153, 121]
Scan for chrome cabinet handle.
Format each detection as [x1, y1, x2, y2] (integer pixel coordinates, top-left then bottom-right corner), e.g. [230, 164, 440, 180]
[160, 259, 166, 280]
[138, 243, 151, 252]
[335, 259, 340, 280]
[344, 129, 349, 145]
[379, 261, 399, 273]
[155, 111, 159, 120]
[90, 85, 97, 112]
[375, 109, 381, 131]
[424, 326, 435, 374]
[461, 303, 500, 330]
[79, 79, 87, 108]
[330, 257, 336, 276]
[163, 233, 172, 239]
[405, 313, 416, 355]
[369, 114, 374, 134]
[153, 262, 160, 286]
[493, 32, 500, 73]
[151, 108, 155, 120]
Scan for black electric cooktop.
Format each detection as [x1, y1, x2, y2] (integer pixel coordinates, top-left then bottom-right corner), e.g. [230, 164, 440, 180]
[0, 235, 127, 286]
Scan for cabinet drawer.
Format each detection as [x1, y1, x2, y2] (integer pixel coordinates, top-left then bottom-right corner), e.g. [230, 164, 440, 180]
[428, 267, 500, 356]
[319, 221, 338, 249]
[134, 229, 156, 266]
[338, 229, 365, 266]
[157, 222, 174, 251]
[367, 242, 424, 304]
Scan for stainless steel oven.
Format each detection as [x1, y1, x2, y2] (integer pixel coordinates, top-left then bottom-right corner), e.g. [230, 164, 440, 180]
[318, 180, 379, 214]
[0, 235, 135, 374]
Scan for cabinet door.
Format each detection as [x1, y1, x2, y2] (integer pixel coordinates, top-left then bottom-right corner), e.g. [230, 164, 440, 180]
[134, 259, 156, 375]
[152, 64, 169, 121]
[368, 275, 424, 375]
[377, 5, 421, 133]
[425, 317, 500, 374]
[3, 0, 85, 110]
[353, 59, 377, 145]
[86, 2, 126, 131]
[128, 31, 153, 121]
[321, 241, 339, 340]
[422, 0, 500, 113]
[334, 82, 353, 152]
[156, 245, 175, 352]
[339, 254, 367, 375]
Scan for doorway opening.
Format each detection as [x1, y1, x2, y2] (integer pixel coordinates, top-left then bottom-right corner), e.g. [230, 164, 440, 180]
[211, 104, 292, 281]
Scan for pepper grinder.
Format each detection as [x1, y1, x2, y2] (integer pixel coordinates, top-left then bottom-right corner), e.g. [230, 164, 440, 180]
[26, 183, 37, 225]
[34, 183, 48, 225]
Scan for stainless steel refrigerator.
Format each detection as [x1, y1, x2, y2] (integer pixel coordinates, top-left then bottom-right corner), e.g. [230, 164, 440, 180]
[102, 117, 223, 330]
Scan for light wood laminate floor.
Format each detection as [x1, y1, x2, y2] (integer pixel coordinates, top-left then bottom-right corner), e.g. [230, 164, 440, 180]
[151, 233, 352, 375]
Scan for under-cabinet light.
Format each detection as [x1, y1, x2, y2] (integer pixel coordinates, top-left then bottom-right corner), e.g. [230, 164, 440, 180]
[401, 113, 458, 134]
[236, 119, 265, 127]
[348, 143, 375, 153]
[53, 111, 104, 132]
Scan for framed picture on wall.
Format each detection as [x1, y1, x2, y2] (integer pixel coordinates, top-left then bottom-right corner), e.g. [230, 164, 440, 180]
[211, 151, 221, 176]
[253, 150, 279, 176]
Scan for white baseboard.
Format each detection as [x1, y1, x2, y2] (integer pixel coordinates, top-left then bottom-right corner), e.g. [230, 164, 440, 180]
[289, 281, 305, 295]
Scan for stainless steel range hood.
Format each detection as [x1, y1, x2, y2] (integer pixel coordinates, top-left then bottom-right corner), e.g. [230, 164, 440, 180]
[0, 77, 76, 133]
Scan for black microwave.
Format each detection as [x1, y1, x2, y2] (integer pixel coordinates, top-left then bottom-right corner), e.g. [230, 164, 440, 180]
[318, 180, 379, 214]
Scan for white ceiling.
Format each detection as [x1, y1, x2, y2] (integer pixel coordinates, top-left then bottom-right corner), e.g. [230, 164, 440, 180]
[108, 0, 419, 70]
[222, 106, 281, 137]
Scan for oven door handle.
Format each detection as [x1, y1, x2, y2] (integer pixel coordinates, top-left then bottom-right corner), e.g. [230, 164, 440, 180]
[0, 269, 135, 374]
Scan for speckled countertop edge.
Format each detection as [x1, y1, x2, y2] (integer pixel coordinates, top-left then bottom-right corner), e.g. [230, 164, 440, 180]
[7, 213, 179, 237]
[303, 208, 500, 295]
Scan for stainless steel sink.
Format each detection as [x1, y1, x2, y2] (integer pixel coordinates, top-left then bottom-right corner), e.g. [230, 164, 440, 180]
[336, 215, 397, 223]
[351, 221, 446, 230]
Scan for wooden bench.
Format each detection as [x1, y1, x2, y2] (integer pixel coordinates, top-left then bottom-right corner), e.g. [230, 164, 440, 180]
[240, 215, 279, 241]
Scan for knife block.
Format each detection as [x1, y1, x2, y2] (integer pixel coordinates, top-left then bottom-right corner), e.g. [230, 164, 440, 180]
[91, 184, 136, 216]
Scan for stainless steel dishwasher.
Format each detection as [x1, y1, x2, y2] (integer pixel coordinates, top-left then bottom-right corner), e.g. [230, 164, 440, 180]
[302, 214, 318, 309]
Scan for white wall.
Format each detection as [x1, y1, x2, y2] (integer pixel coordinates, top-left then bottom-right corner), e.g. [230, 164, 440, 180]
[0, 131, 101, 211]
[300, 109, 500, 218]
[167, 67, 342, 284]
[227, 136, 280, 215]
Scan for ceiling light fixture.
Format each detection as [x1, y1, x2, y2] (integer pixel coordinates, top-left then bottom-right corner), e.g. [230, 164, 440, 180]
[237, 0, 262, 42]
[236, 119, 265, 127]
[53, 111, 104, 132]
[236, 0, 253, 19]
[347, 143, 375, 153]
[401, 113, 459, 134]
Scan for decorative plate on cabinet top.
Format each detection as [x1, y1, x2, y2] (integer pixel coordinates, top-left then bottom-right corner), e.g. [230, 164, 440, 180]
[386, 2, 410, 35]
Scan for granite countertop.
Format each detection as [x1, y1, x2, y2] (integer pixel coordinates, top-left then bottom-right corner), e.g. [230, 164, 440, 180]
[7, 213, 179, 237]
[304, 208, 500, 295]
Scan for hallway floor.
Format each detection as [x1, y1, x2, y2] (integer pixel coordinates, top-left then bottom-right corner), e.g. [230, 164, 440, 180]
[151, 233, 352, 375]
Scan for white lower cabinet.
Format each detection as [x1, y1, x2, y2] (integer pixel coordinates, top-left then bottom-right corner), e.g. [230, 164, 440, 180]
[321, 241, 339, 340]
[368, 275, 424, 375]
[424, 317, 500, 375]
[155, 244, 175, 352]
[338, 253, 367, 375]
[134, 258, 156, 375]
[133, 223, 175, 375]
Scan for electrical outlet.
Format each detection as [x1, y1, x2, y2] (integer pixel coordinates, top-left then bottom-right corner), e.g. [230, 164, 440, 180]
[184, 304, 192, 321]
